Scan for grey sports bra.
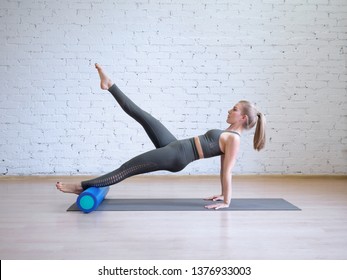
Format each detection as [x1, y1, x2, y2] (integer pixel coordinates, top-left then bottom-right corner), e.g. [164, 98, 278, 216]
[198, 129, 240, 158]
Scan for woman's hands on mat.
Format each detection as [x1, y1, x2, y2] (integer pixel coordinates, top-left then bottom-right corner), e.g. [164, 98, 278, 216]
[204, 195, 230, 210]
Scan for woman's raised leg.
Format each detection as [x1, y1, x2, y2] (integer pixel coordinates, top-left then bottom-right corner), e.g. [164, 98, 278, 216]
[95, 64, 177, 148]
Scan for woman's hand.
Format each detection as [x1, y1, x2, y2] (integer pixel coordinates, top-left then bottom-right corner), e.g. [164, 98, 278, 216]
[205, 202, 230, 210]
[204, 195, 224, 201]
[204, 195, 230, 210]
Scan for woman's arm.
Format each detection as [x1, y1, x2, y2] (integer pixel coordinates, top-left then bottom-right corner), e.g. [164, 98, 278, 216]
[204, 155, 225, 201]
[205, 136, 239, 210]
[220, 154, 225, 195]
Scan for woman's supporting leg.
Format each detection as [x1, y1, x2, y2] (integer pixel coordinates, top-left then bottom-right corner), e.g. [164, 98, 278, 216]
[56, 182, 83, 195]
[95, 64, 177, 148]
[81, 140, 195, 189]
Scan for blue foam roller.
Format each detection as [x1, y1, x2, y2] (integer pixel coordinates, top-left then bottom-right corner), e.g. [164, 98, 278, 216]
[76, 186, 110, 213]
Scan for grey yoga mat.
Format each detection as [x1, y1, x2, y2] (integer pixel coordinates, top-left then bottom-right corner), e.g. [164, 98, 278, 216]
[67, 198, 301, 212]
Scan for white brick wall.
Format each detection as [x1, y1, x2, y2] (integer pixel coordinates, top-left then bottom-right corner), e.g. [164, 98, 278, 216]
[0, 0, 346, 175]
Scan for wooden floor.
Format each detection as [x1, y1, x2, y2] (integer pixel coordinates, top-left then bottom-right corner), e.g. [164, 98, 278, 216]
[0, 175, 346, 260]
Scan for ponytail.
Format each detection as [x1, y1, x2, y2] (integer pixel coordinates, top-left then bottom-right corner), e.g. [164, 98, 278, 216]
[253, 112, 266, 151]
[239, 100, 266, 151]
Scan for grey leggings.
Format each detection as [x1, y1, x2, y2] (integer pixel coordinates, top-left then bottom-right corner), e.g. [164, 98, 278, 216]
[81, 84, 198, 189]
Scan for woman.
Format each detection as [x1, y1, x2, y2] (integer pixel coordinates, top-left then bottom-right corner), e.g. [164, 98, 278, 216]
[56, 64, 266, 210]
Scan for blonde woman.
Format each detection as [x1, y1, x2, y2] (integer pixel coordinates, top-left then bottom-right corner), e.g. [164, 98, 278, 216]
[57, 64, 266, 210]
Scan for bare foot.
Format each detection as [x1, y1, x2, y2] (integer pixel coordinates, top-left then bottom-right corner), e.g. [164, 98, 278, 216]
[56, 182, 83, 195]
[95, 63, 113, 90]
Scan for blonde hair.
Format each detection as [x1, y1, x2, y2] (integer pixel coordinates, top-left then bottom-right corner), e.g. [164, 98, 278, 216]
[239, 101, 266, 151]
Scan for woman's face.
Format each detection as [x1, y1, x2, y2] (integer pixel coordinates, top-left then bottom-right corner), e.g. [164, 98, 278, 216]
[227, 103, 245, 125]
